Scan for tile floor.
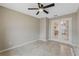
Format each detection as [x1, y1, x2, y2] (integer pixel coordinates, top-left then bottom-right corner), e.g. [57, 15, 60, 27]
[0, 40, 73, 56]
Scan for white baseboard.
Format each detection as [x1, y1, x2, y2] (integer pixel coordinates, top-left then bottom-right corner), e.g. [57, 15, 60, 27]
[0, 40, 37, 53]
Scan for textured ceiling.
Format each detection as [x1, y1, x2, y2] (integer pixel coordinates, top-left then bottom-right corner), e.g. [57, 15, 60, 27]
[0, 3, 79, 18]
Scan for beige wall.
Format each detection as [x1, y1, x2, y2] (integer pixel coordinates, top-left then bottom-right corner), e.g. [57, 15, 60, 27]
[76, 9, 79, 45]
[72, 13, 78, 45]
[40, 18, 49, 41]
[0, 6, 40, 51]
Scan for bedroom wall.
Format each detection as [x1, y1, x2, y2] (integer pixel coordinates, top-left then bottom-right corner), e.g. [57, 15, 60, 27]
[49, 13, 78, 45]
[39, 12, 79, 45]
[0, 6, 40, 51]
[76, 9, 79, 45]
[40, 18, 49, 41]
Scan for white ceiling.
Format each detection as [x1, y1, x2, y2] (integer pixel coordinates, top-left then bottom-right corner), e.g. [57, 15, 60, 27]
[0, 3, 79, 18]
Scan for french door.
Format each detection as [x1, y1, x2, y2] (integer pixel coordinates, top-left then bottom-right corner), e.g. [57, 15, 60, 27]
[50, 17, 72, 42]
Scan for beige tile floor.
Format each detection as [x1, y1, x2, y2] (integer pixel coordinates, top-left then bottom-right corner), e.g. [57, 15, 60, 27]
[0, 40, 72, 56]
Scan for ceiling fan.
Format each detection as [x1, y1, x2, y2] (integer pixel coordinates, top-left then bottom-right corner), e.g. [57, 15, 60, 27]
[28, 3, 55, 15]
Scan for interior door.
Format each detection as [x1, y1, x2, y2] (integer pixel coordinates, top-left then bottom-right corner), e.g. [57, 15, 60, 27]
[50, 17, 72, 42]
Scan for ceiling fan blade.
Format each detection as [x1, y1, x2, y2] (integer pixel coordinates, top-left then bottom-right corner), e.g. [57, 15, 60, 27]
[28, 8, 38, 10]
[44, 3, 55, 8]
[38, 3, 41, 8]
[43, 10, 49, 14]
[36, 11, 39, 15]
